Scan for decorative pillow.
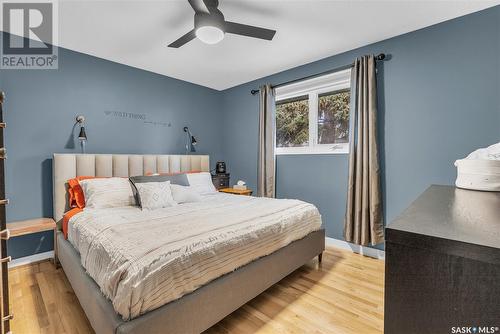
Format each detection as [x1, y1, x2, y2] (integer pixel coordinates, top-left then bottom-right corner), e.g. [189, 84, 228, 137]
[170, 184, 202, 204]
[79, 177, 136, 209]
[135, 181, 176, 210]
[68, 176, 102, 208]
[186, 172, 217, 195]
[129, 174, 189, 206]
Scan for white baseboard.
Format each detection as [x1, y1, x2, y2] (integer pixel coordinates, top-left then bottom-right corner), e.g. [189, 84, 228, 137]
[8, 251, 54, 268]
[325, 237, 385, 260]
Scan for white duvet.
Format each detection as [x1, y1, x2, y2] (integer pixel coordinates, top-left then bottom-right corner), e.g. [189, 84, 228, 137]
[68, 193, 322, 320]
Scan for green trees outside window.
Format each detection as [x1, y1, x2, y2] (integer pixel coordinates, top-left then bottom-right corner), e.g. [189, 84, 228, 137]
[276, 90, 350, 148]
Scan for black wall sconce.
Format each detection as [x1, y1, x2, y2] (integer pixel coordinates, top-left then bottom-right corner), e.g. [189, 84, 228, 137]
[183, 126, 197, 154]
[76, 115, 87, 153]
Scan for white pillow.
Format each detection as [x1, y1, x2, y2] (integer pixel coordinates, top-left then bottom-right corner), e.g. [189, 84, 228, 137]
[186, 172, 217, 195]
[135, 181, 176, 210]
[79, 177, 135, 209]
[170, 184, 202, 204]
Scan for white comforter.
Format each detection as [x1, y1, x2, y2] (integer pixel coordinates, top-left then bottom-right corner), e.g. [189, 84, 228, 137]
[68, 193, 322, 320]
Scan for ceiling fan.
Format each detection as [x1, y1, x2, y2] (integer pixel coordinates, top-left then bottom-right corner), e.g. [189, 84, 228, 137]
[168, 0, 276, 48]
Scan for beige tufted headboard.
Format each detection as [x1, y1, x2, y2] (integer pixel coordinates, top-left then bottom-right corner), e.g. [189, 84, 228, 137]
[52, 154, 209, 224]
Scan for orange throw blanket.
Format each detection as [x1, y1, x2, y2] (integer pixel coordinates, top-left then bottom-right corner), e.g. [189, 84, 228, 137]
[63, 207, 82, 239]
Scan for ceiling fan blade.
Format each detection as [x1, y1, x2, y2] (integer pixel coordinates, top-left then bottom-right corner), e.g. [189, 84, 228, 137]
[188, 0, 209, 14]
[224, 21, 276, 41]
[222, 1, 278, 17]
[201, 0, 220, 15]
[168, 30, 196, 48]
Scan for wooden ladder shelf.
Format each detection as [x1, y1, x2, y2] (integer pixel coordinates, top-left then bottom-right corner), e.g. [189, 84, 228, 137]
[0, 91, 11, 334]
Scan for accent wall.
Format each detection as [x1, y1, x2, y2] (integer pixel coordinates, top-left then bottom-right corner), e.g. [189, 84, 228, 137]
[0, 32, 224, 259]
[220, 6, 500, 248]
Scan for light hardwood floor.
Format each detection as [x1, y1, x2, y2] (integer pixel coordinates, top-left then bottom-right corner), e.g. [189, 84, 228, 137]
[8, 247, 384, 334]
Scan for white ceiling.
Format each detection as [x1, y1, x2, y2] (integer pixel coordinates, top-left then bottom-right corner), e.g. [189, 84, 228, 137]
[51, 1, 500, 90]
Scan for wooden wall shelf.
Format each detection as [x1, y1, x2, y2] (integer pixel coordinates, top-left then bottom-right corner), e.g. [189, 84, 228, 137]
[8, 218, 56, 238]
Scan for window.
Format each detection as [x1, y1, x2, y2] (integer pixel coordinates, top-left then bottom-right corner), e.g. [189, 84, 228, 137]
[275, 69, 351, 155]
[318, 90, 350, 145]
[276, 95, 309, 148]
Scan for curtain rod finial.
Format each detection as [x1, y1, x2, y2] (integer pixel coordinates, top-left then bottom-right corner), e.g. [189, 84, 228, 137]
[376, 53, 386, 61]
[251, 89, 259, 95]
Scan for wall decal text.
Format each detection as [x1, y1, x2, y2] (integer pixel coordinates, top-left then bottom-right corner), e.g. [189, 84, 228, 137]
[104, 110, 171, 127]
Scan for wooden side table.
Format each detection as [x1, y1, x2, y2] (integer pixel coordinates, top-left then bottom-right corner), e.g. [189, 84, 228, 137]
[8, 218, 57, 265]
[219, 188, 253, 196]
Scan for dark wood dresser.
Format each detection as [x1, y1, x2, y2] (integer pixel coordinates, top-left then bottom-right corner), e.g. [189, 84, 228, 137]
[384, 185, 500, 334]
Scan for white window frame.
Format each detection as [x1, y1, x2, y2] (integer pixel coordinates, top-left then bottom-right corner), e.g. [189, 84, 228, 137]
[275, 69, 351, 155]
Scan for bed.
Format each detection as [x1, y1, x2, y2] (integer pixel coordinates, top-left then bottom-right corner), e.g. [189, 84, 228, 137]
[53, 153, 325, 334]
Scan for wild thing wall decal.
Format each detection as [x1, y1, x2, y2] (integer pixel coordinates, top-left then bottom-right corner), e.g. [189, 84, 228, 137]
[103, 110, 172, 127]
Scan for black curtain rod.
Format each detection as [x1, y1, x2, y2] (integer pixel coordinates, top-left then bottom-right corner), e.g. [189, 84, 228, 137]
[250, 53, 386, 95]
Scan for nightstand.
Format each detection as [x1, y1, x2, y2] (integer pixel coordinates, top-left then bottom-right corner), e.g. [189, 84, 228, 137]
[8, 218, 57, 265]
[219, 188, 253, 196]
[211, 173, 230, 190]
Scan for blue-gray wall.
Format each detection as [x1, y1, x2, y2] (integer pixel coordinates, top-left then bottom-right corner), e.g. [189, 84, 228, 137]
[2, 6, 500, 258]
[221, 6, 500, 248]
[0, 33, 224, 258]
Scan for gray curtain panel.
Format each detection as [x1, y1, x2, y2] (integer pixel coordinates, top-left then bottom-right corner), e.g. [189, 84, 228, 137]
[344, 55, 385, 246]
[257, 84, 276, 198]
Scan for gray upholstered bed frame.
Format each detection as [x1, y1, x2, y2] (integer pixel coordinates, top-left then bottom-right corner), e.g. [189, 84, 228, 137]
[53, 153, 325, 334]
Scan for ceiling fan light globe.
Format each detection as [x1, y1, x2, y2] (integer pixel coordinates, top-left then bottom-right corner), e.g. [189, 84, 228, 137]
[195, 26, 224, 44]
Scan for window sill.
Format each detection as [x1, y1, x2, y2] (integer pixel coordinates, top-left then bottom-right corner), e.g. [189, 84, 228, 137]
[275, 146, 349, 155]
[276, 151, 349, 156]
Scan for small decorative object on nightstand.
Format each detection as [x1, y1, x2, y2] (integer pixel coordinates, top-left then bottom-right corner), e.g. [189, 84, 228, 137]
[8, 218, 57, 265]
[212, 173, 230, 190]
[219, 188, 253, 196]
